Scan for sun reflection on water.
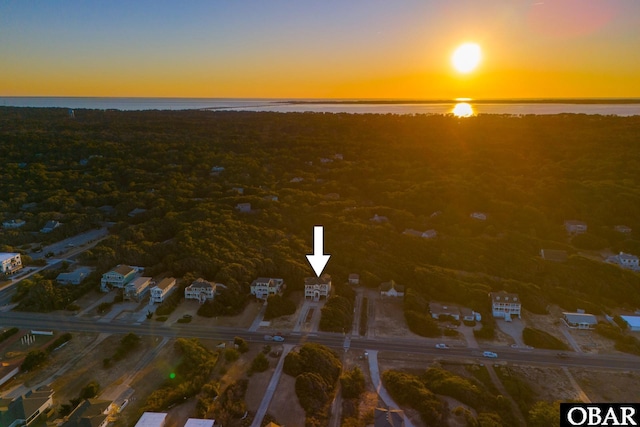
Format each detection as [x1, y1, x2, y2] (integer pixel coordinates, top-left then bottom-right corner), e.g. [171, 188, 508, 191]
[452, 102, 474, 117]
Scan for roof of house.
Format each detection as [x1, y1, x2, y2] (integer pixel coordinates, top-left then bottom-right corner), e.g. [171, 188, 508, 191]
[305, 274, 331, 286]
[112, 265, 136, 276]
[618, 252, 639, 261]
[42, 220, 60, 229]
[184, 419, 215, 427]
[57, 267, 93, 283]
[490, 291, 520, 304]
[403, 229, 423, 237]
[128, 277, 152, 290]
[189, 278, 214, 289]
[134, 412, 168, 427]
[380, 280, 404, 293]
[540, 249, 568, 262]
[0, 253, 21, 262]
[1, 387, 54, 427]
[154, 277, 176, 290]
[563, 312, 597, 325]
[621, 316, 640, 328]
[349, 273, 359, 280]
[374, 407, 405, 427]
[63, 399, 111, 427]
[428, 302, 461, 317]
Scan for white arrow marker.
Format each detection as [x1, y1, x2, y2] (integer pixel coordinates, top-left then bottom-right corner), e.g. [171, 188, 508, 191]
[306, 225, 331, 277]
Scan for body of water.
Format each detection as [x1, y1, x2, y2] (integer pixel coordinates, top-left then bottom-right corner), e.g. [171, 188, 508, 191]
[1, 97, 640, 116]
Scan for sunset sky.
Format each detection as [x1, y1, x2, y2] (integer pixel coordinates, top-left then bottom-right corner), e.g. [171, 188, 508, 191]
[2, 0, 640, 99]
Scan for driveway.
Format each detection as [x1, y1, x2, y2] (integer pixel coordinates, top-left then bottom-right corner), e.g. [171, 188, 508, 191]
[495, 317, 526, 347]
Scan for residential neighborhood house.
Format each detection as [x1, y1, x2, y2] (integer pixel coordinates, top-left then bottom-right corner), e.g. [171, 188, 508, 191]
[135, 412, 167, 427]
[563, 312, 598, 329]
[615, 225, 632, 233]
[61, 398, 112, 427]
[0, 386, 54, 427]
[429, 302, 481, 322]
[606, 252, 640, 270]
[100, 265, 138, 292]
[235, 202, 252, 213]
[185, 278, 216, 303]
[379, 280, 405, 297]
[2, 219, 25, 229]
[0, 253, 23, 276]
[40, 220, 61, 233]
[304, 274, 332, 301]
[150, 278, 177, 304]
[620, 316, 640, 332]
[564, 220, 587, 234]
[403, 229, 437, 239]
[56, 266, 93, 285]
[470, 212, 487, 221]
[124, 277, 152, 301]
[370, 214, 389, 223]
[490, 291, 521, 320]
[250, 277, 284, 300]
[348, 273, 360, 285]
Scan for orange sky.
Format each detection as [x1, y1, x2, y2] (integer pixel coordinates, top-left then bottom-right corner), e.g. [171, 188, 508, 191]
[1, 1, 639, 98]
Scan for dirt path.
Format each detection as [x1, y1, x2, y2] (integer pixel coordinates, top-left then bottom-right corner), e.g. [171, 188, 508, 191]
[484, 364, 527, 426]
[367, 349, 415, 427]
[562, 367, 591, 403]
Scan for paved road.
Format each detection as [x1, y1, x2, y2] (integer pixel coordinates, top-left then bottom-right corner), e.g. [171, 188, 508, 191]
[2, 311, 640, 372]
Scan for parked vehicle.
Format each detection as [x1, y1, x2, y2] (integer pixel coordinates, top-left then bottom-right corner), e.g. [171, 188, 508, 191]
[264, 335, 274, 341]
[435, 343, 449, 349]
[273, 335, 285, 342]
[483, 351, 498, 358]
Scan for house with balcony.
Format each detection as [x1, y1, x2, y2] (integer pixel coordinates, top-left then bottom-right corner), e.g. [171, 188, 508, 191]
[0, 253, 23, 276]
[124, 277, 152, 301]
[607, 252, 639, 270]
[304, 274, 332, 301]
[100, 265, 138, 292]
[150, 278, 177, 304]
[185, 278, 216, 303]
[250, 277, 284, 300]
[490, 291, 521, 320]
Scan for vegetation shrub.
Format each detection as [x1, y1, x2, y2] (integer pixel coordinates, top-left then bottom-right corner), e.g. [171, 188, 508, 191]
[21, 350, 47, 371]
[522, 327, 568, 350]
[382, 370, 444, 425]
[340, 367, 365, 399]
[112, 333, 141, 361]
[319, 295, 353, 332]
[0, 327, 19, 343]
[249, 352, 269, 373]
[233, 336, 249, 353]
[46, 333, 73, 352]
[224, 348, 240, 362]
[264, 294, 296, 320]
[176, 317, 191, 323]
[295, 372, 331, 414]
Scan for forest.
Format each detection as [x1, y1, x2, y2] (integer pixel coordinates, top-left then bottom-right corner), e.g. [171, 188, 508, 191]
[1, 107, 640, 319]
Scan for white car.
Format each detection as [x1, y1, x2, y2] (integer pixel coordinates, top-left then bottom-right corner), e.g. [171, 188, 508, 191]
[435, 343, 449, 349]
[273, 336, 284, 342]
[483, 351, 498, 358]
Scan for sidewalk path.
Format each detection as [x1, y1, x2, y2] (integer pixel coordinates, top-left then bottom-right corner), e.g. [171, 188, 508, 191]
[366, 349, 415, 427]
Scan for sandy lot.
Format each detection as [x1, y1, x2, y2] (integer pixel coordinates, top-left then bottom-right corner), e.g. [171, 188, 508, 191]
[267, 369, 307, 426]
[572, 368, 640, 402]
[262, 291, 305, 331]
[373, 296, 419, 338]
[164, 299, 263, 328]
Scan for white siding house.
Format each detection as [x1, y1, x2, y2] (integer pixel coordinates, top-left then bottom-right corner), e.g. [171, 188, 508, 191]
[0, 253, 23, 276]
[490, 291, 521, 320]
[250, 278, 284, 299]
[379, 280, 404, 297]
[185, 279, 216, 303]
[124, 277, 152, 301]
[564, 220, 587, 234]
[150, 278, 177, 304]
[304, 274, 332, 301]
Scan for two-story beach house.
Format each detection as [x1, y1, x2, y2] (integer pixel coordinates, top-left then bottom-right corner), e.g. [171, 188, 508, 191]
[304, 274, 332, 301]
[150, 278, 177, 304]
[490, 291, 521, 320]
[100, 265, 137, 292]
[250, 278, 284, 300]
[0, 253, 23, 276]
[185, 278, 216, 303]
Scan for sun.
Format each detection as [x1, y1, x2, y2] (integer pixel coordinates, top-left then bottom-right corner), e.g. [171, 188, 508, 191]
[452, 43, 482, 73]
